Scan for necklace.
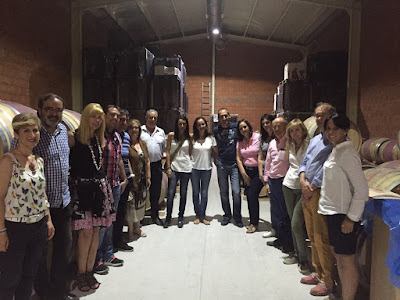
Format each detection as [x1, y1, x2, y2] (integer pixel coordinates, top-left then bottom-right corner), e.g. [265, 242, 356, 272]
[14, 149, 36, 171]
[88, 136, 103, 171]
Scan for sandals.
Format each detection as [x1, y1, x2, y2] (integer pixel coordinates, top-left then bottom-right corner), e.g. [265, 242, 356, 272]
[76, 273, 90, 292]
[201, 218, 210, 225]
[194, 218, 200, 224]
[246, 224, 257, 234]
[86, 271, 100, 290]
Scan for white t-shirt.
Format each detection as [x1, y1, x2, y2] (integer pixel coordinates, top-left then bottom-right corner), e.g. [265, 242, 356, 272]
[283, 141, 308, 190]
[318, 141, 369, 222]
[192, 136, 217, 170]
[170, 139, 192, 173]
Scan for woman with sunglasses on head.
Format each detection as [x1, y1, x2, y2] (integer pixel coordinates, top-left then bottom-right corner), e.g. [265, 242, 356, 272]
[125, 119, 151, 240]
[191, 117, 217, 225]
[237, 119, 264, 234]
[0, 113, 55, 300]
[281, 119, 311, 273]
[164, 115, 192, 229]
[319, 114, 368, 300]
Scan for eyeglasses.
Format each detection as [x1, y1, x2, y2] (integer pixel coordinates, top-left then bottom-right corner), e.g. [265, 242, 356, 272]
[43, 107, 63, 113]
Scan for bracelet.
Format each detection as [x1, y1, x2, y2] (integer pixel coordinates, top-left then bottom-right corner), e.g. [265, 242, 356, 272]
[0, 228, 6, 233]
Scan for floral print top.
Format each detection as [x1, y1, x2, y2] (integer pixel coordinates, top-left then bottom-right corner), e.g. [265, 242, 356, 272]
[4, 153, 49, 219]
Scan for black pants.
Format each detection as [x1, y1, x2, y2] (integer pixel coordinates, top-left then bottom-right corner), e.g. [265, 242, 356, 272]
[244, 166, 264, 226]
[35, 205, 73, 298]
[150, 160, 162, 219]
[113, 179, 133, 246]
[0, 218, 48, 300]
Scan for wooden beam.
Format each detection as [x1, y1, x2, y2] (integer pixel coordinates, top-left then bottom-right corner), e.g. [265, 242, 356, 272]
[290, 0, 355, 10]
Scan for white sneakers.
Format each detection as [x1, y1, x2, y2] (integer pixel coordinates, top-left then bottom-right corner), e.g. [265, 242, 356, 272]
[262, 229, 276, 238]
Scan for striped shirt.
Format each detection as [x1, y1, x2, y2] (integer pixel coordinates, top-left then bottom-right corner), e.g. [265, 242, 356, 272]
[103, 131, 122, 188]
[120, 131, 131, 176]
[11, 124, 70, 208]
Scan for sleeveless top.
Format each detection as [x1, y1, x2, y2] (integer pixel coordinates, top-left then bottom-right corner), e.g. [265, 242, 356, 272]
[170, 139, 192, 173]
[4, 153, 49, 219]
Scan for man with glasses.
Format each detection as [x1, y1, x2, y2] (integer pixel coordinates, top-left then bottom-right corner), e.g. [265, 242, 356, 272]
[213, 108, 243, 227]
[298, 102, 337, 297]
[26, 93, 76, 300]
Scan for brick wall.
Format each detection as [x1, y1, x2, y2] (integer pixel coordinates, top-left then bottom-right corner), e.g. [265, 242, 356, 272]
[358, 0, 400, 139]
[0, 0, 71, 109]
[160, 39, 302, 132]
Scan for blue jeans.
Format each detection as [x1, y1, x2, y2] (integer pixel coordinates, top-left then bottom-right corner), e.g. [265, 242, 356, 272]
[96, 184, 121, 263]
[191, 169, 212, 218]
[269, 178, 293, 248]
[166, 171, 191, 220]
[216, 162, 242, 222]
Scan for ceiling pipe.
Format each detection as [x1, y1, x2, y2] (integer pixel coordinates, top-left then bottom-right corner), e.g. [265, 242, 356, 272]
[207, 0, 222, 41]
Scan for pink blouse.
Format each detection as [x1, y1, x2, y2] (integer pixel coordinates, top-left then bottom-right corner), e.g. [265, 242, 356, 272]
[237, 132, 260, 167]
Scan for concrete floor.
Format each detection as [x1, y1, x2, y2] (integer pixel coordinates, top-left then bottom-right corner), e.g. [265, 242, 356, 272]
[70, 168, 319, 300]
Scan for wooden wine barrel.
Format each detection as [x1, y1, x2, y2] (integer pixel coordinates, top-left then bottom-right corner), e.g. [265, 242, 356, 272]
[62, 109, 81, 132]
[303, 116, 362, 152]
[364, 167, 400, 194]
[378, 140, 400, 163]
[380, 160, 400, 170]
[0, 100, 36, 156]
[361, 137, 390, 163]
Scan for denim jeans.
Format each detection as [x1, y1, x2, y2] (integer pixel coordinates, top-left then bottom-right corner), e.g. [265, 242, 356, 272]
[244, 167, 263, 226]
[191, 169, 212, 218]
[282, 186, 310, 264]
[96, 184, 121, 263]
[269, 178, 293, 248]
[216, 162, 242, 222]
[166, 171, 191, 220]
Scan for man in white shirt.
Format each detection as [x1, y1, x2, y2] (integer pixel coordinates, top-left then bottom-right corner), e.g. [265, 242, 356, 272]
[140, 109, 166, 225]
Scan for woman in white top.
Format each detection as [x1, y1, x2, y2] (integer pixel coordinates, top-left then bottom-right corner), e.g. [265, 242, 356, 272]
[191, 117, 217, 225]
[0, 114, 55, 300]
[282, 119, 311, 272]
[164, 115, 192, 228]
[319, 114, 368, 300]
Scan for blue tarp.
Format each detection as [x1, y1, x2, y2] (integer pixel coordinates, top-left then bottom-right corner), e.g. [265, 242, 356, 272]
[364, 198, 400, 289]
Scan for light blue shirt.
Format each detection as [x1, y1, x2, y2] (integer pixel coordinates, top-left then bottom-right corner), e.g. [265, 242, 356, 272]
[298, 133, 333, 188]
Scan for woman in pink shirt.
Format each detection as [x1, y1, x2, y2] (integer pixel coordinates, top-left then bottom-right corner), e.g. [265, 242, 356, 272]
[236, 119, 264, 233]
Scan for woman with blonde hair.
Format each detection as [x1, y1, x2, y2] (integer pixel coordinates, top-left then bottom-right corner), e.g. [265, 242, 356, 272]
[68, 103, 115, 291]
[125, 119, 151, 240]
[282, 119, 311, 273]
[0, 113, 55, 300]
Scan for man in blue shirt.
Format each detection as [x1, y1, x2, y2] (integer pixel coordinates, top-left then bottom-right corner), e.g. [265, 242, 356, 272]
[213, 108, 243, 227]
[32, 94, 76, 300]
[298, 102, 336, 297]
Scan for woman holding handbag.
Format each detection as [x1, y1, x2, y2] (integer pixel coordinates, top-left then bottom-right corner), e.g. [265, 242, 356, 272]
[164, 115, 192, 228]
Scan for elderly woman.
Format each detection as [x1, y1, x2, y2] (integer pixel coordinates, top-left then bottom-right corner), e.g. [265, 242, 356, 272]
[236, 119, 264, 234]
[125, 119, 151, 240]
[68, 103, 116, 291]
[319, 114, 368, 300]
[0, 113, 55, 300]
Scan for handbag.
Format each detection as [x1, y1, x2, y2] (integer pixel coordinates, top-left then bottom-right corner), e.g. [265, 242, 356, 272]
[163, 139, 185, 172]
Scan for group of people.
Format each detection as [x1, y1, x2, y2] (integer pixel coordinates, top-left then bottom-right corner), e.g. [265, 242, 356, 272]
[0, 93, 368, 300]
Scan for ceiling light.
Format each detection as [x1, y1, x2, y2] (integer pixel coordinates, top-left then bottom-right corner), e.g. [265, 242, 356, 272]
[212, 28, 220, 35]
